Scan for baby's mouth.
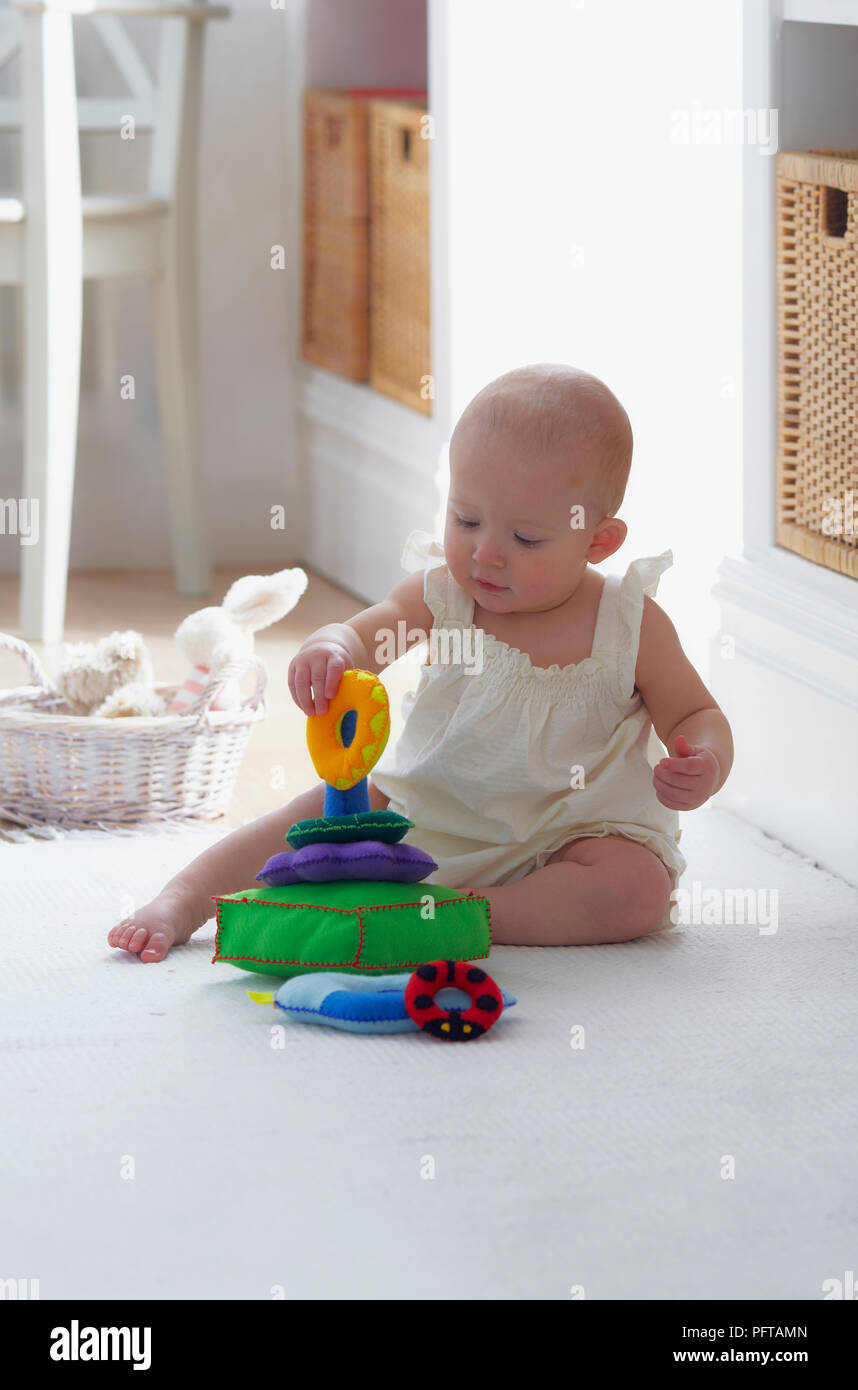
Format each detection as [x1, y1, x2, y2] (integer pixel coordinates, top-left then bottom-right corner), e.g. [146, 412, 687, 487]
[475, 577, 507, 592]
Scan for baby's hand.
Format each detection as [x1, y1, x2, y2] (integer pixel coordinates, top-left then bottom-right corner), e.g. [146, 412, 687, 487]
[288, 641, 349, 716]
[653, 734, 721, 811]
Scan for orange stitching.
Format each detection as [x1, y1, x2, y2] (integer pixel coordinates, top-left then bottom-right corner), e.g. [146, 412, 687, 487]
[212, 896, 354, 914]
[212, 949, 492, 968]
[210, 890, 493, 967]
[211, 895, 224, 965]
[211, 894, 490, 914]
[208, 895, 489, 917]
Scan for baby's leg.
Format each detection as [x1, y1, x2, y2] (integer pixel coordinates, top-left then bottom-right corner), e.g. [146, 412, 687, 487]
[480, 835, 673, 946]
[107, 779, 391, 962]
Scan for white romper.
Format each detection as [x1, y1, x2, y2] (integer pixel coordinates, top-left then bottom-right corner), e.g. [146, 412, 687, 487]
[371, 529, 687, 927]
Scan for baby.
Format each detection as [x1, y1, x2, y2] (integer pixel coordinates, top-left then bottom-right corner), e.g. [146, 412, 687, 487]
[108, 363, 733, 961]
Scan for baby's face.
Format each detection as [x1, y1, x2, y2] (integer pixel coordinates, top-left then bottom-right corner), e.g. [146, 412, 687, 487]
[444, 427, 610, 613]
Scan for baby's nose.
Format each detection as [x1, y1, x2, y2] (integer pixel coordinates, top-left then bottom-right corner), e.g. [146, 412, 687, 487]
[473, 538, 505, 567]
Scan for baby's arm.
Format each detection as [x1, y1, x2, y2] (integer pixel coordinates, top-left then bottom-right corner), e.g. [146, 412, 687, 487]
[292, 568, 433, 715]
[634, 596, 734, 811]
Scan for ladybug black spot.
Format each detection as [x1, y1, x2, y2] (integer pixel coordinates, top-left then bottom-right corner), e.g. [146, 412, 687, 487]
[475, 993, 500, 1012]
[416, 964, 438, 981]
[413, 993, 434, 1011]
[423, 1017, 486, 1042]
[466, 967, 487, 983]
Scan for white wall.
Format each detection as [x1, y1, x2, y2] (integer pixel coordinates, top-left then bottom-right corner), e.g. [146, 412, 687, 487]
[306, 0, 426, 86]
[438, 0, 744, 681]
[0, 0, 300, 575]
[0, 0, 745, 688]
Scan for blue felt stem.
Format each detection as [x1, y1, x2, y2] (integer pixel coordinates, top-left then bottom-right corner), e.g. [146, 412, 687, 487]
[324, 781, 370, 817]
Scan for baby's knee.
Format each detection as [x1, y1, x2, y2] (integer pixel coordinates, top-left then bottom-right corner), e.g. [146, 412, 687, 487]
[603, 850, 673, 940]
[630, 865, 673, 938]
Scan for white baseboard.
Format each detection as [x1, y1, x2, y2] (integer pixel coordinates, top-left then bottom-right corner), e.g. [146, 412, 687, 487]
[297, 363, 445, 601]
[710, 550, 858, 885]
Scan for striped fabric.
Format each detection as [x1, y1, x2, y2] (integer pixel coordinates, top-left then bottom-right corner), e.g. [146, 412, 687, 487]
[168, 664, 240, 715]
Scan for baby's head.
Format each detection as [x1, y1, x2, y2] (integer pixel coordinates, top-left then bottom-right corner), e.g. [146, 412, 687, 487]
[445, 363, 632, 613]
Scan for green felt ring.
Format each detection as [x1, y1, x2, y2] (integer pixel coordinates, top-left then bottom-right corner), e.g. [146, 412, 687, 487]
[286, 810, 414, 849]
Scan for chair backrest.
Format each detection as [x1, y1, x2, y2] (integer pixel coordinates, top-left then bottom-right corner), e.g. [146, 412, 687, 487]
[0, 0, 228, 202]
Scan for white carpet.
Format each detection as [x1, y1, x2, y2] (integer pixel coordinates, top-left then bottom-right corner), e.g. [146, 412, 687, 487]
[1, 807, 856, 1300]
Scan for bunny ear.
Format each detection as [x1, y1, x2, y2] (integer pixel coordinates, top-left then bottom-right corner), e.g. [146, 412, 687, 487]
[221, 568, 309, 631]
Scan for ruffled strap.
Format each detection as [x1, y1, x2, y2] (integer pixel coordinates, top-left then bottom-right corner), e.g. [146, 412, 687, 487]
[592, 551, 674, 702]
[399, 528, 474, 628]
[400, 528, 445, 574]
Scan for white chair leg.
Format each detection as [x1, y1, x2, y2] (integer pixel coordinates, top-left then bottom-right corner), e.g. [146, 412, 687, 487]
[149, 214, 211, 596]
[94, 276, 120, 395]
[18, 8, 82, 645]
[0, 286, 21, 406]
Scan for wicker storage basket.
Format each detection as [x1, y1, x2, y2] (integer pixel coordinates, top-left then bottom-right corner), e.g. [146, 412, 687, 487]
[302, 87, 426, 380]
[0, 634, 268, 831]
[369, 97, 432, 415]
[777, 149, 858, 579]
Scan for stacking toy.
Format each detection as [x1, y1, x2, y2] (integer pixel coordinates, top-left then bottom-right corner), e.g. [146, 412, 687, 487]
[211, 670, 493, 982]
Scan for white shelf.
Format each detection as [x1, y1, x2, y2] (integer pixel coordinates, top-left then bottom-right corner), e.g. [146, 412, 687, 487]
[711, 0, 858, 885]
[783, 0, 858, 26]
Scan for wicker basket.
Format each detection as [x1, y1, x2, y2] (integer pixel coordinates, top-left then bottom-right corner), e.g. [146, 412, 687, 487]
[302, 87, 427, 381]
[777, 150, 858, 579]
[369, 98, 432, 415]
[0, 634, 268, 831]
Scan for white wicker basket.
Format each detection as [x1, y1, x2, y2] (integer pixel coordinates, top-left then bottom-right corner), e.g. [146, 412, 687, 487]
[0, 633, 268, 830]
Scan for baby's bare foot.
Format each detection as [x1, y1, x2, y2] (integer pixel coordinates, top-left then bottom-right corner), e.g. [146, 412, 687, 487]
[107, 885, 209, 963]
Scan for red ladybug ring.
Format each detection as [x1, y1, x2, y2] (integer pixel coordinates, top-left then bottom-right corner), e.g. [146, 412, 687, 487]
[404, 960, 504, 1041]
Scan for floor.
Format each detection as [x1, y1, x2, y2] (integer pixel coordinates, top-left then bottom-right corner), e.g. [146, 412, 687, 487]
[2, 799, 856, 1299]
[2, 569, 856, 1297]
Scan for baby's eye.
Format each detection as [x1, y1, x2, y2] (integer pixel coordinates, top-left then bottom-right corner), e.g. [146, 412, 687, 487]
[455, 516, 541, 546]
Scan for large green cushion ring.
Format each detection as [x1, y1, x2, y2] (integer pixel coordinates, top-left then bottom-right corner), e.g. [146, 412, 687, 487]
[212, 879, 492, 979]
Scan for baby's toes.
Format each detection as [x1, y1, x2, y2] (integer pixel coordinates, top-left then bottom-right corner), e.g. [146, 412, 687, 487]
[109, 918, 170, 958]
[139, 930, 174, 964]
[126, 926, 152, 955]
[108, 919, 141, 950]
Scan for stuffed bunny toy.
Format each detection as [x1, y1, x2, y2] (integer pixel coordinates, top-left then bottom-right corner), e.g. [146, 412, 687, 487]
[54, 568, 308, 719]
[168, 567, 308, 714]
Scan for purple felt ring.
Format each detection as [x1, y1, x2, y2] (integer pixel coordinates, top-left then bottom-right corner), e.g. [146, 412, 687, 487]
[256, 838, 437, 886]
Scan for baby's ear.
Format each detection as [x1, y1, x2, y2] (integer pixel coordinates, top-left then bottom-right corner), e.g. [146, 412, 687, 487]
[587, 515, 627, 562]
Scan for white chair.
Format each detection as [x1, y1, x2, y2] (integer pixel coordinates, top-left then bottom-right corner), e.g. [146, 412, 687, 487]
[0, 0, 229, 643]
